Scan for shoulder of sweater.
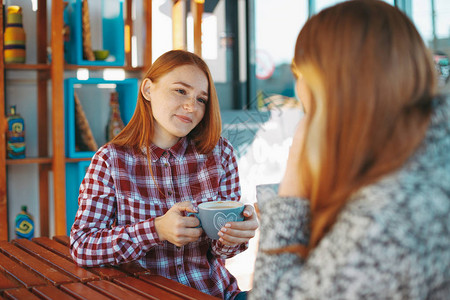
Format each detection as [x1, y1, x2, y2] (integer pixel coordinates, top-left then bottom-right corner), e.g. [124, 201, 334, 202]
[346, 96, 450, 221]
[341, 161, 449, 254]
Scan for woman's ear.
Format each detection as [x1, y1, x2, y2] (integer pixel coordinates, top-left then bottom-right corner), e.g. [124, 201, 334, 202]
[296, 76, 311, 114]
[141, 78, 152, 101]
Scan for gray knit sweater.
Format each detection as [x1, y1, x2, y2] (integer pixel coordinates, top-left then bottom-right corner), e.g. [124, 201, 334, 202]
[250, 97, 450, 299]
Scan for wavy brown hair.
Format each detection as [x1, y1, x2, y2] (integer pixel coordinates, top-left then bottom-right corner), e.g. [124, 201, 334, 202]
[290, 0, 437, 256]
[111, 50, 222, 154]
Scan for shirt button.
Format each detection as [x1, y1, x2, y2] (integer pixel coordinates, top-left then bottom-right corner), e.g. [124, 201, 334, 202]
[168, 191, 172, 196]
[177, 264, 182, 270]
[164, 163, 169, 167]
[176, 247, 181, 251]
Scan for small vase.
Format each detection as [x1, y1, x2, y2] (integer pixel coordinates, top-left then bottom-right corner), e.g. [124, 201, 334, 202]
[4, 5, 26, 64]
[15, 205, 34, 239]
[6, 105, 26, 159]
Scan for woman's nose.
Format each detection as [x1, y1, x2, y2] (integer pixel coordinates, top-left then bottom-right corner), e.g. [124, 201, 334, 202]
[183, 97, 196, 112]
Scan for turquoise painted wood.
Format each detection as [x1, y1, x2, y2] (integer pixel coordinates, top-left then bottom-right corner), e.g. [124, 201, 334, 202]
[64, 77, 138, 158]
[64, 0, 125, 66]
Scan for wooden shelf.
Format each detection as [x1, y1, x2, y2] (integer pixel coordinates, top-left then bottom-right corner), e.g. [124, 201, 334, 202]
[0, 0, 153, 241]
[65, 157, 91, 163]
[6, 157, 52, 165]
[0, 0, 60, 240]
[65, 64, 144, 72]
[5, 63, 51, 70]
[5, 63, 144, 72]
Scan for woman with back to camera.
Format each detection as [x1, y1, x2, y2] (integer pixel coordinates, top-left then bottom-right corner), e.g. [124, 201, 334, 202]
[70, 50, 258, 300]
[251, 0, 450, 299]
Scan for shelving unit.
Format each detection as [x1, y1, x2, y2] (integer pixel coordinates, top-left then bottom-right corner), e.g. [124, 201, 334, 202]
[0, 0, 205, 240]
[0, 0, 62, 240]
[0, 0, 153, 240]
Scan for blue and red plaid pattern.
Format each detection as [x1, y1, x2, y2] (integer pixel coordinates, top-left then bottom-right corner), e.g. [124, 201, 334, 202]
[70, 137, 246, 299]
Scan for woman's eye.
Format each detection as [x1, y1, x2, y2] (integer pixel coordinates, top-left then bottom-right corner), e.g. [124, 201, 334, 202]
[197, 98, 207, 104]
[176, 89, 186, 95]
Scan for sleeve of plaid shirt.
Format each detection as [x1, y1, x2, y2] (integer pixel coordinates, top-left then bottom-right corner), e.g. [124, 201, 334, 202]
[210, 137, 249, 259]
[70, 147, 162, 267]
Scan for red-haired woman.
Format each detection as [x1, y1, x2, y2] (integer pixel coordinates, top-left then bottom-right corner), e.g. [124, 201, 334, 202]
[70, 50, 258, 300]
[251, 0, 450, 299]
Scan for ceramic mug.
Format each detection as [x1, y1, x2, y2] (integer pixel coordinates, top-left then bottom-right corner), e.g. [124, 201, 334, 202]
[188, 201, 245, 240]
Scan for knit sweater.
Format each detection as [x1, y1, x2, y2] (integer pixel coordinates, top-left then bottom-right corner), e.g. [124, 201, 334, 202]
[250, 96, 450, 299]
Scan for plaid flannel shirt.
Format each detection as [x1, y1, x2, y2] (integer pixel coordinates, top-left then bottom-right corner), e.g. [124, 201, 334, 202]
[70, 136, 247, 299]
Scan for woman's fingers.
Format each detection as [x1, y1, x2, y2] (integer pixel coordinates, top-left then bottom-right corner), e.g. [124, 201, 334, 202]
[155, 201, 203, 246]
[175, 201, 198, 213]
[218, 228, 255, 245]
[217, 205, 259, 245]
[219, 227, 255, 239]
[184, 227, 203, 239]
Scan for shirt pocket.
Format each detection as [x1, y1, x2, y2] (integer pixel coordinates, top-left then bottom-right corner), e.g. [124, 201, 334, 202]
[116, 192, 163, 224]
[189, 156, 223, 202]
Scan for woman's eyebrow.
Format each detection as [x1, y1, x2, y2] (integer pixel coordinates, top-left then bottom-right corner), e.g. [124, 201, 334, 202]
[173, 81, 208, 96]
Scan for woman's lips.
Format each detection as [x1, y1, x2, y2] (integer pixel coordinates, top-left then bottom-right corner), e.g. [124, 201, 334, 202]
[176, 115, 192, 123]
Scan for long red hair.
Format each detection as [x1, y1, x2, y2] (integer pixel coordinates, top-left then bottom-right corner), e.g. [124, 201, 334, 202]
[291, 0, 437, 256]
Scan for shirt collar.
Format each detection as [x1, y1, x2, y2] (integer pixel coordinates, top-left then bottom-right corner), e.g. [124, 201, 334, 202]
[149, 137, 189, 162]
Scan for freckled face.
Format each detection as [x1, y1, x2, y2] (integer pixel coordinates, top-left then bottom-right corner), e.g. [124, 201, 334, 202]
[141, 64, 209, 149]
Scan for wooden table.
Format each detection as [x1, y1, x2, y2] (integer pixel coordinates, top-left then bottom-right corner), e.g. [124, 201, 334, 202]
[0, 236, 218, 299]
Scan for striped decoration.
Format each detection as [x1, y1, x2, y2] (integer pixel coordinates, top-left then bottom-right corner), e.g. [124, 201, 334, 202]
[4, 6, 26, 63]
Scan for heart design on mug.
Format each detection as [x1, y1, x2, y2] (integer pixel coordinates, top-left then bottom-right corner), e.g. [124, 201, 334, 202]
[213, 212, 238, 231]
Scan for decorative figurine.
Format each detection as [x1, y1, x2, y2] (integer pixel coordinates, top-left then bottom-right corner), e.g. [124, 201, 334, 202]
[6, 105, 25, 159]
[15, 205, 34, 240]
[4, 5, 26, 63]
[106, 91, 125, 141]
[74, 92, 98, 152]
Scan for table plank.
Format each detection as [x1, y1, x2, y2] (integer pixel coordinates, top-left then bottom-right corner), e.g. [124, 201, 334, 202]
[32, 237, 72, 259]
[2, 237, 219, 300]
[33, 237, 129, 280]
[12, 239, 99, 283]
[116, 261, 151, 277]
[3, 288, 41, 300]
[85, 266, 129, 281]
[0, 271, 21, 291]
[114, 277, 185, 300]
[60, 282, 114, 300]
[87, 280, 150, 300]
[139, 274, 219, 300]
[32, 285, 78, 300]
[53, 235, 70, 246]
[0, 252, 46, 288]
[0, 241, 74, 285]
